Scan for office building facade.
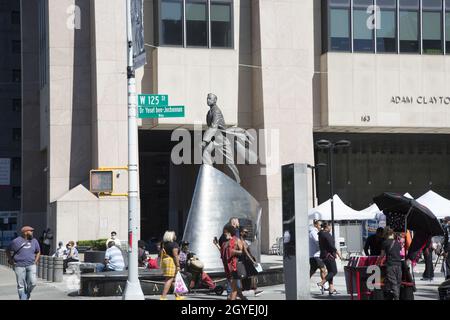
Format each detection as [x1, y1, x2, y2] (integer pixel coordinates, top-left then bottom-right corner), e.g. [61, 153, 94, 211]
[20, 0, 450, 252]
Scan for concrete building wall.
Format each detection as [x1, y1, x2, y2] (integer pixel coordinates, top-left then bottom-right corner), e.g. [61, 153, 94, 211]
[249, 0, 315, 252]
[320, 53, 450, 133]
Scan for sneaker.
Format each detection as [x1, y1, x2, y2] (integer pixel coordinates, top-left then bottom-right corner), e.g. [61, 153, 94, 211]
[254, 290, 264, 297]
[329, 290, 339, 296]
[317, 282, 325, 295]
[175, 296, 186, 300]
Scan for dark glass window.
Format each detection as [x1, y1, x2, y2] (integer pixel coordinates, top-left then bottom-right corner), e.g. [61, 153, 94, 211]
[186, 0, 208, 47]
[12, 69, 21, 82]
[12, 158, 21, 171]
[211, 0, 232, 48]
[12, 40, 21, 54]
[11, 11, 20, 25]
[329, 0, 351, 51]
[12, 187, 21, 200]
[377, 0, 397, 52]
[399, 0, 420, 53]
[12, 99, 21, 112]
[446, 0, 450, 53]
[422, 0, 443, 54]
[353, 0, 374, 52]
[160, 0, 183, 46]
[12, 128, 21, 141]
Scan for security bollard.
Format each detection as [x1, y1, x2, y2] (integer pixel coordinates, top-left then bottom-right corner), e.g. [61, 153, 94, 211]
[53, 257, 63, 282]
[43, 256, 48, 280]
[38, 257, 44, 278]
[48, 257, 54, 282]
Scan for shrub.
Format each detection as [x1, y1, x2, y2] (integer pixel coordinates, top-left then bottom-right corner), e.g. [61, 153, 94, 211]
[77, 239, 108, 251]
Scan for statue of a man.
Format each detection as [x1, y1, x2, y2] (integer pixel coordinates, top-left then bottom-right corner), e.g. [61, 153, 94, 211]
[202, 93, 241, 184]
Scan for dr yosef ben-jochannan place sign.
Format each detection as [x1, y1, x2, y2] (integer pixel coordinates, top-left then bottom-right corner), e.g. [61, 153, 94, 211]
[137, 94, 185, 119]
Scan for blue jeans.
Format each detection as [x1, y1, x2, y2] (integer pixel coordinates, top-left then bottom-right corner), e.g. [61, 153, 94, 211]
[226, 279, 242, 295]
[14, 264, 37, 300]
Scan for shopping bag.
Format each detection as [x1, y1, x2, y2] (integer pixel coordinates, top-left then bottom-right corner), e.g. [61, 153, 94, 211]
[174, 271, 189, 294]
[254, 263, 263, 273]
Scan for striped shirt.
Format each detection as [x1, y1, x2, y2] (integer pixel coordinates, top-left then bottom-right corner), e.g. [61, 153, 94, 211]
[105, 246, 125, 271]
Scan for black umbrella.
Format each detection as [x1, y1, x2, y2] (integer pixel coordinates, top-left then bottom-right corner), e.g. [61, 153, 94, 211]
[373, 192, 444, 236]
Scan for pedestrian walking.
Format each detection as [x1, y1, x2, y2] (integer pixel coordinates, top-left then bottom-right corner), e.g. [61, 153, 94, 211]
[443, 216, 450, 280]
[421, 237, 434, 281]
[364, 227, 384, 256]
[220, 223, 245, 300]
[309, 220, 327, 282]
[6, 226, 41, 300]
[239, 226, 263, 297]
[377, 227, 403, 300]
[160, 231, 185, 300]
[39, 228, 53, 255]
[317, 222, 342, 296]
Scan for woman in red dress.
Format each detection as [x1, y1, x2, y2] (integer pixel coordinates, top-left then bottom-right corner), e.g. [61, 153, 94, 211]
[220, 223, 243, 300]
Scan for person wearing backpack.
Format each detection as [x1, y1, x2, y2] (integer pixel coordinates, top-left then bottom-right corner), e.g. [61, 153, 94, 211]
[377, 227, 403, 300]
[6, 226, 41, 300]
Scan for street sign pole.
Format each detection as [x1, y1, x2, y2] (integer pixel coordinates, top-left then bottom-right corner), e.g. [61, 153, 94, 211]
[123, 0, 144, 300]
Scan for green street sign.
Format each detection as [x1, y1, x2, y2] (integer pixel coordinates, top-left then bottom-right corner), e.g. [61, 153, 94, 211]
[138, 105, 185, 118]
[138, 94, 169, 107]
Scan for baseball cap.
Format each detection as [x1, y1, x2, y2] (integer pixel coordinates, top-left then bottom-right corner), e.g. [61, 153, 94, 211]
[21, 226, 34, 233]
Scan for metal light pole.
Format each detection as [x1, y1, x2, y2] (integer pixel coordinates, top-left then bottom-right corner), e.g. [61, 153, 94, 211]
[315, 140, 351, 240]
[307, 163, 327, 208]
[123, 0, 144, 300]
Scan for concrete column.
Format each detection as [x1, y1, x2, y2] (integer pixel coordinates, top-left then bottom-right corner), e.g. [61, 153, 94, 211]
[43, 256, 48, 280]
[47, 257, 54, 282]
[282, 163, 310, 300]
[53, 257, 64, 282]
[38, 257, 44, 278]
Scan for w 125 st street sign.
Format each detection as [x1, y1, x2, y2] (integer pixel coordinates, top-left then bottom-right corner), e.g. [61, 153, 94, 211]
[138, 94, 185, 118]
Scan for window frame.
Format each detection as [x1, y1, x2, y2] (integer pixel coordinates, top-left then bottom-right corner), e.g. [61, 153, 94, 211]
[420, 0, 444, 55]
[328, 0, 352, 52]
[185, 0, 210, 48]
[157, 0, 234, 49]
[353, 0, 376, 53]
[210, 0, 234, 49]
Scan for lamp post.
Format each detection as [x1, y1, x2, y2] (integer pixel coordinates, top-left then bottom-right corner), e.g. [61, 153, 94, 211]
[315, 140, 351, 240]
[307, 163, 327, 208]
[123, 0, 144, 300]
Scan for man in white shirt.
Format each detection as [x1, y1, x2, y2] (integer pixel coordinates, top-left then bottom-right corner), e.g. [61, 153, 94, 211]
[96, 241, 125, 272]
[52, 241, 65, 258]
[309, 220, 327, 281]
[106, 231, 121, 248]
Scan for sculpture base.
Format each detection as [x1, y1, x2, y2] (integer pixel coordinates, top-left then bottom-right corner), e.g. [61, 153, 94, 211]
[183, 165, 262, 272]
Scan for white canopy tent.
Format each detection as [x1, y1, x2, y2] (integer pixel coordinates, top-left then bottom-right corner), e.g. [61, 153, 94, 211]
[358, 203, 380, 220]
[309, 194, 375, 221]
[416, 190, 450, 219]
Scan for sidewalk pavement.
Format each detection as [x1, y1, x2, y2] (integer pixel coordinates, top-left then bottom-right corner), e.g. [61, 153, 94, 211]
[0, 257, 445, 300]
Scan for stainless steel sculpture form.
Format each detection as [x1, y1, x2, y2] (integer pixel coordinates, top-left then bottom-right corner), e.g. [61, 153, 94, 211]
[183, 93, 262, 272]
[183, 165, 262, 271]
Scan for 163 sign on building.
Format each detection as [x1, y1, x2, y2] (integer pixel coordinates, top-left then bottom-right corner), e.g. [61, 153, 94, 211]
[131, 0, 146, 69]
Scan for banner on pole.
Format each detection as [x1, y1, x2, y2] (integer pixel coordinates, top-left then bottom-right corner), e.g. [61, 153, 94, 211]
[131, 0, 146, 69]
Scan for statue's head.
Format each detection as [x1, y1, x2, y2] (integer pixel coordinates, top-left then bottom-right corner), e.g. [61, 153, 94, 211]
[207, 93, 217, 107]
